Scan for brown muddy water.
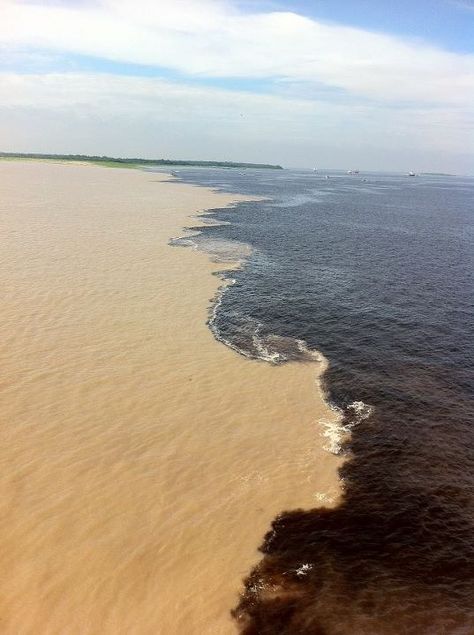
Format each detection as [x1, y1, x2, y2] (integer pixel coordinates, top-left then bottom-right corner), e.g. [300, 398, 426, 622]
[0, 161, 340, 634]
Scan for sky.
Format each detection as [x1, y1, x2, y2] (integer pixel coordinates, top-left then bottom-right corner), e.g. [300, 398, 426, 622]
[0, 0, 473, 172]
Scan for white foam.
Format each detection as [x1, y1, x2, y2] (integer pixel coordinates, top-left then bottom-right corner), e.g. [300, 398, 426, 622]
[314, 491, 335, 504]
[252, 326, 286, 364]
[321, 417, 347, 455]
[168, 231, 201, 250]
[207, 278, 259, 360]
[248, 578, 267, 594]
[347, 400, 373, 422]
[295, 563, 313, 577]
[296, 338, 324, 362]
[320, 400, 373, 455]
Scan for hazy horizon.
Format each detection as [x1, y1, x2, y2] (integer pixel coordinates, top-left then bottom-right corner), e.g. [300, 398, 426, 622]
[1, 0, 473, 173]
[1, 152, 470, 175]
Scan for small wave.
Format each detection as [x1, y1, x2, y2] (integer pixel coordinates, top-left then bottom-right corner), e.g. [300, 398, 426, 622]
[207, 277, 252, 360]
[211, 311, 324, 365]
[251, 325, 286, 363]
[320, 400, 373, 455]
[313, 491, 335, 505]
[169, 234, 199, 249]
[171, 233, 252, 264]
[199, 237, 253, 263]
[346, 400, 373, 422]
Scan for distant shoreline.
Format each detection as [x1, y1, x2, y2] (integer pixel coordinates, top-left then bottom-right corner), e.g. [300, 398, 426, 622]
[0, 151, 283, 170]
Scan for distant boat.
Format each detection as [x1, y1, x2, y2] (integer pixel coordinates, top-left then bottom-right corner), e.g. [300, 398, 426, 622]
[347, 169, 360, 175]
[408, 171, 416, 177]
[313, 167, 318, 172]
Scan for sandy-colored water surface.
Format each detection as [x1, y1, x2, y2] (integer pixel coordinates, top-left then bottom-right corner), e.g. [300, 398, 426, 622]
[0, 161, 341, 634]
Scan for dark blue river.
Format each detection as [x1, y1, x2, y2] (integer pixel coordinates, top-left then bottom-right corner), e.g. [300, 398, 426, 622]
[165, 167, 474, 634]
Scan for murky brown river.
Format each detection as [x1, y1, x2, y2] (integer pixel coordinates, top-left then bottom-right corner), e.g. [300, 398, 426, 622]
[0, 161, 340, 634]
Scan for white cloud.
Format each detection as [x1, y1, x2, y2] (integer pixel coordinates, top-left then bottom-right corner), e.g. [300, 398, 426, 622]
[450, 0, 474, 11]
[0, 1, 472, 171]
[0, 71, 470, 172]
[0, 0, 473, 107]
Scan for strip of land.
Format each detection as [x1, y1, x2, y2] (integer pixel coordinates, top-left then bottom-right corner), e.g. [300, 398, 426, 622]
[0, 152, 283, 170]
[0, 161, 339, 633]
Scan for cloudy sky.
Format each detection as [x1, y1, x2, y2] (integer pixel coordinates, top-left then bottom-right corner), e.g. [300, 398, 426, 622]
[0, 0, 473, 172]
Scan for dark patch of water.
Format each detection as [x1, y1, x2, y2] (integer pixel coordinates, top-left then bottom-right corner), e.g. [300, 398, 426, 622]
[163, 167, 474, 633]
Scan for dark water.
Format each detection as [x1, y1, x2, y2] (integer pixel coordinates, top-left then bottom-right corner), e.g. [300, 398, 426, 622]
[165, 168, 474, 633]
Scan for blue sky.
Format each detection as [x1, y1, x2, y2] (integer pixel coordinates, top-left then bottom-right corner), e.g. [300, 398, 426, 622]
[0, 0, 473, 172]
[272, 0, 474, 53]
